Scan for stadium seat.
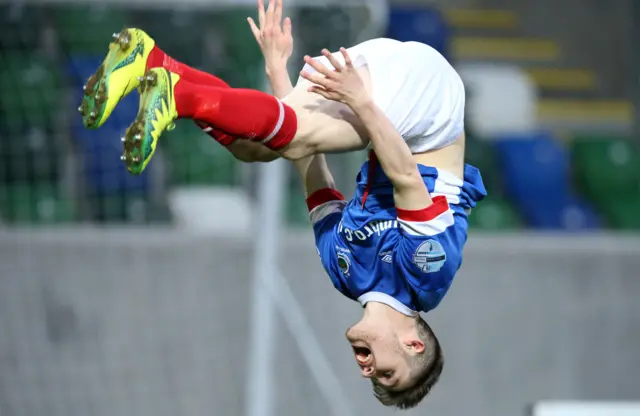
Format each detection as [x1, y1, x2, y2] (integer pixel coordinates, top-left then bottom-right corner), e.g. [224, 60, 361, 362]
[54, 6, 129, 54]
[0, 54, 64, 185]
[465, 134, 503, 196]
[0, 4, 47, 51]
[213, 9, 266, 88]
[518, 194, 601, 231]
[68, 104, 148, 196]
[67, 55, 104, 86]
[467, 196, 521, 230]
[386, 6, 450, 59]
[75, 125, 151, 194]
[601, 195, 640, 230]
[130, 10, 206, 68]
[0, 184, 74, 224]
[571, 136, 640, 199]
[69, 95, 153, 224]
[493, 132, 601, 230]
[571, 136, 640, 230]
[163, 121, 238, 186]
[66, 54, 150, 196]
[494, 133, 571, 201]
[457, 63, 537, 138]
[0, 54, 63, 134]
[0, 125, 61, 185]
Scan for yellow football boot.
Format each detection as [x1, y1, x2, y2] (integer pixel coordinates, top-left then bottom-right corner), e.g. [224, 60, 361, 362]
[121, 68, 179, 175]
[78, 28, 156, 129]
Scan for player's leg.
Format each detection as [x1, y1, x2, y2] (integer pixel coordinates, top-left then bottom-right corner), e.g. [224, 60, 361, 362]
[79, 28, 231, 129]
[117, 69, 327, 173]
[120, 39, 400, 173]
[82, 29, 380, 167]
[75, 27, 281, 171]
[125, 65, 373, 168]
[79, 26, 296, 143]
[172, 59, 376, 160]
[121, 66, 295, 174]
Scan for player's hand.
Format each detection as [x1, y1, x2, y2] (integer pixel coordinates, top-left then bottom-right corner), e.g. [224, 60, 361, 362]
[247, 0, 293, 75]
[299, 48, 371, 110]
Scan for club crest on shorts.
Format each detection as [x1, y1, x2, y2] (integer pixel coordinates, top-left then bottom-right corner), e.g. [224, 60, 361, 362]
[413, 239, 446, 273]
[337, 252, 351, 277]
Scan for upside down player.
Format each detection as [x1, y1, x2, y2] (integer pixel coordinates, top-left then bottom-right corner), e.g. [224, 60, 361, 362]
[78, 0, 486, 408]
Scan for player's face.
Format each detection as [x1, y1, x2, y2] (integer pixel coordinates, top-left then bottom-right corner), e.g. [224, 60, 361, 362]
[346, 326, 414, 390]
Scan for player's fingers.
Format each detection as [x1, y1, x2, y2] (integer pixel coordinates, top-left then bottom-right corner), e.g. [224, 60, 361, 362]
[275, 0, 283, 27]
[300, 71, 332, 90]
[266, 0, 275, 27]
[308, 86, 337, 100]
[322, 49, 343, 72]
[299, 70, 323, 84]
[303, 55, 337, 79]
[247, 18, 262, 42]
[257, 0, 266, 29]
[283, 17, 292, 38]
[340, 47, 353, 68]
[308, 85, 328, 95]
[308, 85, 339, 96]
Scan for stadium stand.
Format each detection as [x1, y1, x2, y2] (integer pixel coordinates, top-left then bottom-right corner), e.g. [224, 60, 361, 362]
[0, 2, 638, 231]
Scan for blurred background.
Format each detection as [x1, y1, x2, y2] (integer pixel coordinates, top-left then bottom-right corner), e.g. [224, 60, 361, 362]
[0, 0, 639, 415]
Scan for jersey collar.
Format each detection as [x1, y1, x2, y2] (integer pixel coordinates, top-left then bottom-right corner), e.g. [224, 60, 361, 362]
[358, 292, 418, 317]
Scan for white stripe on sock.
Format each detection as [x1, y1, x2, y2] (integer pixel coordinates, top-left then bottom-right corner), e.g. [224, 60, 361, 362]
[261, 99, 285, 145]
[202, 126, 213, 133]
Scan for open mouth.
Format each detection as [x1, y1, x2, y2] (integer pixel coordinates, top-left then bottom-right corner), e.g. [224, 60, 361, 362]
[353, 346, 372, 364]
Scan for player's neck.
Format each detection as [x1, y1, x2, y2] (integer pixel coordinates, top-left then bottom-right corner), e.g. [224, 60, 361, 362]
[364, 302, 417, 331]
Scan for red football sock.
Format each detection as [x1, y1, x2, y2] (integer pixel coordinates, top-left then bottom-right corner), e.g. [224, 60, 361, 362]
[195, 122, 236, 146]
[174, 80, 297, 151]
[147, 45, 230, 89]
[147, 45, 237, 145]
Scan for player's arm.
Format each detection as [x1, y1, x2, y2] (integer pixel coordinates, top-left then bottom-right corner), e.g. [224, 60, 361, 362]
[293, 154, 337, 197]
[250, 0, 340, 197]
[300, 48, 432, 210]
[350, 102, 431, 210]
[248, 0, 294, 99]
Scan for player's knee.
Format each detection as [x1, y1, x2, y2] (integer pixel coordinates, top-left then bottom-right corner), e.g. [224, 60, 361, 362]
[234, 149, 278, 163]
[231, 150, 259, 163]
[278, 134, 318, 160]
[371, 317, 444, 409]
[226, 141, 280, 163]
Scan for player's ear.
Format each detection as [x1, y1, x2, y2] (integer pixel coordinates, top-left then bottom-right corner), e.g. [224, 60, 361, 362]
[406, 339, 425, 354]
